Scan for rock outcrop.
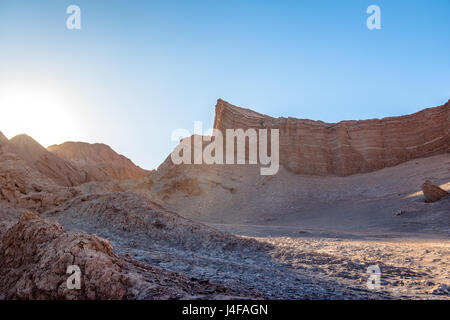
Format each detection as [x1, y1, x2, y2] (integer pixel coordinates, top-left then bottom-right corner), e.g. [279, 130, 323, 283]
[214, 99, 450, 176]
[46, 192, 262, 251]
[0, 132, 8, 146]
[0, 134, 136, 212]
[48, 142, 150, 181]
[422, 180, 449, 203]
[0, 212, 257, 299]
[0, 212, 132, 299]
[0, 133, 81, 211]
[8, 134, 85, 186]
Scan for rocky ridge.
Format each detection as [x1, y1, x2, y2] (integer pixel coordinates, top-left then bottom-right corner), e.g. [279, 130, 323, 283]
[48, 141, 150, 181]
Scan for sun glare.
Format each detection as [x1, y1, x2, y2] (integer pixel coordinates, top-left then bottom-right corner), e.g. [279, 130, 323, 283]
[0, 83, 83, 147]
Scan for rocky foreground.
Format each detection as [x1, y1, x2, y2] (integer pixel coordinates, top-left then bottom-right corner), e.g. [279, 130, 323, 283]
[1, 201, 448, 299]
[0, 210, 257, 299]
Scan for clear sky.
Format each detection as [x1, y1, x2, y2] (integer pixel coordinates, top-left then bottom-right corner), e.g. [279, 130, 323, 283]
[0, 0, 449, 169]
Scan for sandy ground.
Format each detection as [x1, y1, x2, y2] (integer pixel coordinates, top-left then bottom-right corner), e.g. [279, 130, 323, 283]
[146, 154, 450, 238]
[263, 236, 449, 299]
[208, 224, 449, 299]
[230, 228, 449, 299]
[49, 207, 449, 299]
[95, 154, 450, 299]
[267, 237, 449, 299]
[2, 153, 448, 299]
[130, 153, 449, 299]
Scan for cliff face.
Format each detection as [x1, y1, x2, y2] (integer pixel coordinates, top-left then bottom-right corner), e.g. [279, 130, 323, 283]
[48, 142, 150, 181]
[214, 99, 450, 176]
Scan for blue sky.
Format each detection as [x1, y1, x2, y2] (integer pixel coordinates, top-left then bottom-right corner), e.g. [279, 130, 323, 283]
[0, 0, 449, 169]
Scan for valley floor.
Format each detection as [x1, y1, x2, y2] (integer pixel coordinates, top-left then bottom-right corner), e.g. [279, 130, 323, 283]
[213, 224, 450, 299]
[66, 217, 449, 300]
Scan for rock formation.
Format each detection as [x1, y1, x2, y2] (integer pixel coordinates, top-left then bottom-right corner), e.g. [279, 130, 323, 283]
[1, 97, 449, 300]
[0, 132, 8, 145]
[48, 141, 150, 181]
[421, 180, 449, 202]
[214, 99, 450, 176]
[0, 212, 253, 299]
[0, 132, 80, 211]
[8, 134, 85, 186]
[44, 192, 260, 251]
[0, 133, 145, 212]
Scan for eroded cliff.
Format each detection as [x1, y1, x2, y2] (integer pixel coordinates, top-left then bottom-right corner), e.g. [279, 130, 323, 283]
[214, 99, 450, 176]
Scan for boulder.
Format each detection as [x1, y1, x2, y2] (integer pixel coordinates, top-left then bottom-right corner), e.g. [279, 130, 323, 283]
[421, 180, 449, 202]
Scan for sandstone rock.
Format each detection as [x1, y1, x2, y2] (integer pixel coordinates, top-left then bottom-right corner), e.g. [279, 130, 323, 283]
[0, 132, 8, 146]
[0, 203, 21, 235]
[421, 180, 449, 202]
[0, 150, 65, 211]
[0, 133, 149, 212]
[9, 134, 85, 186]
[214, 99, 450, 176]
[0, 155, 80, 212]
[45, 192, 263, 251]
[48, 141, 151, 181]
[0, 212, 131, 299]
[0, 212, 255, 299]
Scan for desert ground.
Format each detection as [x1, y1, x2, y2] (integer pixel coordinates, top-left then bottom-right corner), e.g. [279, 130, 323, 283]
[38, 153, 449, 300]
[40, 198, 450, 299]
[124, 151, 450, 299]
[217, 224, 450, 299]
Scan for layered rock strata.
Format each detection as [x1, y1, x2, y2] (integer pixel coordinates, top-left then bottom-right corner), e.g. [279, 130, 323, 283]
[214, 99, 450, 176]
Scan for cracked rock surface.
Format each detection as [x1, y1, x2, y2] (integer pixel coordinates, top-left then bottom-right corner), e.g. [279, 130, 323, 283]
[0, 212, 258, 300]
